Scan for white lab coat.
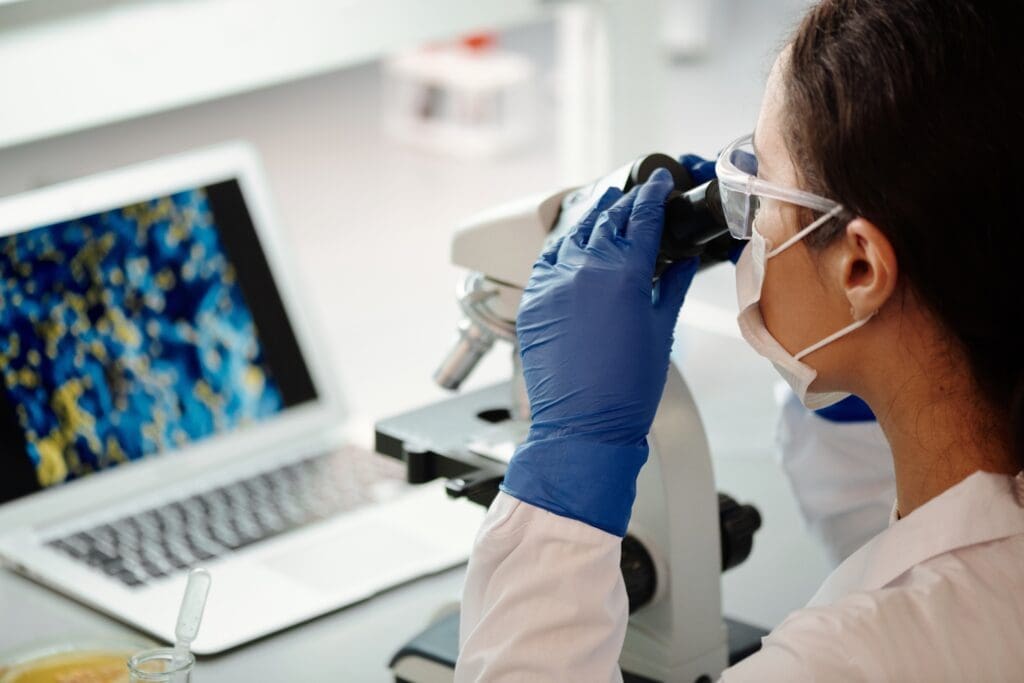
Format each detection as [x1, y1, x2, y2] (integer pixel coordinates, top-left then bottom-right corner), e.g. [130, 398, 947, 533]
[455, 411, 1024, 681]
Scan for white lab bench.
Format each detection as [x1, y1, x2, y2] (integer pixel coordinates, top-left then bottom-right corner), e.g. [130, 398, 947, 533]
[0, 555, 469, 680]
[0, 1, 835, 679]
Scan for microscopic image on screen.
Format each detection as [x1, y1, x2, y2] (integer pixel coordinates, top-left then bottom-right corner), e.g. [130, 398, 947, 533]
[0, 188, 285, 492]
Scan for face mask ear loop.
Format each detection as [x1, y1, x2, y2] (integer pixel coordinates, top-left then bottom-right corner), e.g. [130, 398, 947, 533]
[766, 205, 845, 259]
[793, 312, 876, 361]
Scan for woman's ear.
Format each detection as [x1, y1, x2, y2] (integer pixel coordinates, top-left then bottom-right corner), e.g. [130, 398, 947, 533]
[837, 217, 898, 318]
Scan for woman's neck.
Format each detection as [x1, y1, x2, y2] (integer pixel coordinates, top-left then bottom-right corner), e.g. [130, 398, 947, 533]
[877, 389, 1014, 517]
[860, 339, 1018, 517]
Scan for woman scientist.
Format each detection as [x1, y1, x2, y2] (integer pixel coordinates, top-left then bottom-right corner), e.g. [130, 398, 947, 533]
[455, 0, 1024, 680]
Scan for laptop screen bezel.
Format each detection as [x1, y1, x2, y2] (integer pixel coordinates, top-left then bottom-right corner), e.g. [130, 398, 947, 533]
[0, 142, 346, 532]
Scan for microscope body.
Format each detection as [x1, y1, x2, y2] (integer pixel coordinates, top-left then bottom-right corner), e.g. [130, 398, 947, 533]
[624, 365, 729, 679]
[443, 172, 729, 680]
[379, 155, 760, 682]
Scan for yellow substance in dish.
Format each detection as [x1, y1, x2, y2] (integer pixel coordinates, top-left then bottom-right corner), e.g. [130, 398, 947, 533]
[1, 651, 130, 683]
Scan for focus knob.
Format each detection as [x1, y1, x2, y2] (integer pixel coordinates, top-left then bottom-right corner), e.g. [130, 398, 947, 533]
[719, 493, 762, 571]
[620, 534, 657, 613]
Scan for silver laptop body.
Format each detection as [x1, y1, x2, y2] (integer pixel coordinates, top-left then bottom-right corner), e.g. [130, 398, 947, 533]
[0, 143, 482, 654]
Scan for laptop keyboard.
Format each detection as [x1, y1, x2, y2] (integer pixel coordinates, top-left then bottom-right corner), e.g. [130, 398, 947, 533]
[46, 446, 407, 588]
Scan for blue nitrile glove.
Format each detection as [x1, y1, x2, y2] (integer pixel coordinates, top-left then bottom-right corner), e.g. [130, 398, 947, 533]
[500, 168, 700, 537]
[679, 153, 717, 185]
[814, 394, 875, 422]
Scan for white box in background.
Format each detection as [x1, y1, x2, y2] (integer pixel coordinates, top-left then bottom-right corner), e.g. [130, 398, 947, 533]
[383, 35, 539, 158]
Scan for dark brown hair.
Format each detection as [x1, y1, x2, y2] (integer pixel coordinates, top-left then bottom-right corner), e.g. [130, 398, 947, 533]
[785, 0, 1024, 462]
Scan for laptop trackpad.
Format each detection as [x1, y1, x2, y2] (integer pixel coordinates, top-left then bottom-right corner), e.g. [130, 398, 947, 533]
[259, 518, 445, 597]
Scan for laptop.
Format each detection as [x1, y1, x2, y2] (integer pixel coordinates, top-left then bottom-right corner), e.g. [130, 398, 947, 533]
[0, 143, 484, 654]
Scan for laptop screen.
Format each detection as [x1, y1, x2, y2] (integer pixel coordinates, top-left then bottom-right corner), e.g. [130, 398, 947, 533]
[0, 179, 317, 504]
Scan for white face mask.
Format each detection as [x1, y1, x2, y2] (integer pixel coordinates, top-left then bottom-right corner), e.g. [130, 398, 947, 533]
[735, 206, 874, 410]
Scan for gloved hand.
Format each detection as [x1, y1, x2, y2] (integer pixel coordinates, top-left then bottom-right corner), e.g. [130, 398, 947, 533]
[679, 152, 717, 185]
[500, 168, 699, 537]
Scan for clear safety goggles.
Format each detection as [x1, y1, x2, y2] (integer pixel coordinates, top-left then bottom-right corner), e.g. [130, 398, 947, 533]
[715, 133, 844, 240]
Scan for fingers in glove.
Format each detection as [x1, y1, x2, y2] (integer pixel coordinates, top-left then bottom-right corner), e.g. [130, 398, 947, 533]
[560, 186, 623, 262]
[538, 233, 566, 266]
[588, 187, 639, 252]
[654, 256, 699, 313]
[625, 168, 676, 274]
[677, 153, 717, 185]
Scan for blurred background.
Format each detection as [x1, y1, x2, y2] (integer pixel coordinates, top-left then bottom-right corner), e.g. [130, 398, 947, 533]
[0, 0, 834, 679]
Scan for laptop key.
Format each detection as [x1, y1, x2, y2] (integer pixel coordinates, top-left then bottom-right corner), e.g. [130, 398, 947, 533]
[49, 538, 86, 559]
[189, 546, 216, 562]
[67, 532, 94, 555]
[122, 557, 145, 573]
[140, 561, 167, 579]
[185, 535, 225, 560]
[101, 558, 127, 576]
[90, 542, 119, 564]
[255, 509, 286, 534]
[111, 517, 139, 534]
[208, 522, 242, 549]
[117, 532, 141, 552]
[165, 554, 193, 570]
[116, 570, 145, 587]
[165, 540, 195, 562]
[86, 524, 116, 545]
[279, 502, 308, 526]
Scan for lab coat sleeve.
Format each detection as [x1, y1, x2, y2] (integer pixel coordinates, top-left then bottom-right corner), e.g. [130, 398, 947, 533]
[456, 491, 627, 683]
[719, 594, 908, 682]
[776, 389, 895, 565]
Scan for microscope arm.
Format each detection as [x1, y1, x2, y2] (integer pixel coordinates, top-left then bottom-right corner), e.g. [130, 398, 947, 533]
[381, 151, 762, 683]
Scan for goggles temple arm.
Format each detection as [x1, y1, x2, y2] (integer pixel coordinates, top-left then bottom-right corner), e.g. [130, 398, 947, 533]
[766, 205, 846, 258]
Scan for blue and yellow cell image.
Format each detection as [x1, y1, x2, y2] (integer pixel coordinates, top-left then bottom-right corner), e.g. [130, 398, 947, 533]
[0, 189, 284, 489]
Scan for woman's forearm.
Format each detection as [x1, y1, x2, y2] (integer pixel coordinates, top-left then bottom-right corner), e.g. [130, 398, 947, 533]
[456, 492, 628, 682]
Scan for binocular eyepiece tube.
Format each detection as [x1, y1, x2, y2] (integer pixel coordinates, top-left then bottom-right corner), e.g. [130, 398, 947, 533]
[549, 153, 739, 278]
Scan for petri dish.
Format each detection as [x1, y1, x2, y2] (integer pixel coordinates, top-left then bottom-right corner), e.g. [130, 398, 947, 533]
[0, 635, 154, 683]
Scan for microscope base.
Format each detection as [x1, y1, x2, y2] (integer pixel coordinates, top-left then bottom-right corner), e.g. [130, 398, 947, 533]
[389, 610, 766, 683]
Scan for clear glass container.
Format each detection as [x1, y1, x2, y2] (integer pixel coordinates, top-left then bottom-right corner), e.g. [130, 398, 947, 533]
[127, 648, 194, 683]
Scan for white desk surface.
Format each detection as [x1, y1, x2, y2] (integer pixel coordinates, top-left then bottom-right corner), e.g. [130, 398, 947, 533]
[0, 559, 467, 681]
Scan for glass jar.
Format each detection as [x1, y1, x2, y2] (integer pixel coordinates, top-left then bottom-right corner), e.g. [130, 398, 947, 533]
[127, 648, 194, 683]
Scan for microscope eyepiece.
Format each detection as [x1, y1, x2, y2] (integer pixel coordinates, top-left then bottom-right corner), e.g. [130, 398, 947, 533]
[550, 153, 742, 279]
[625, 153, 738, 277]
[626, 153, 695, 195]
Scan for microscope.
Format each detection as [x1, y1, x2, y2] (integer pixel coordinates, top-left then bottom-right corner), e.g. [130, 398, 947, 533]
[377, 154, 764, 683]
